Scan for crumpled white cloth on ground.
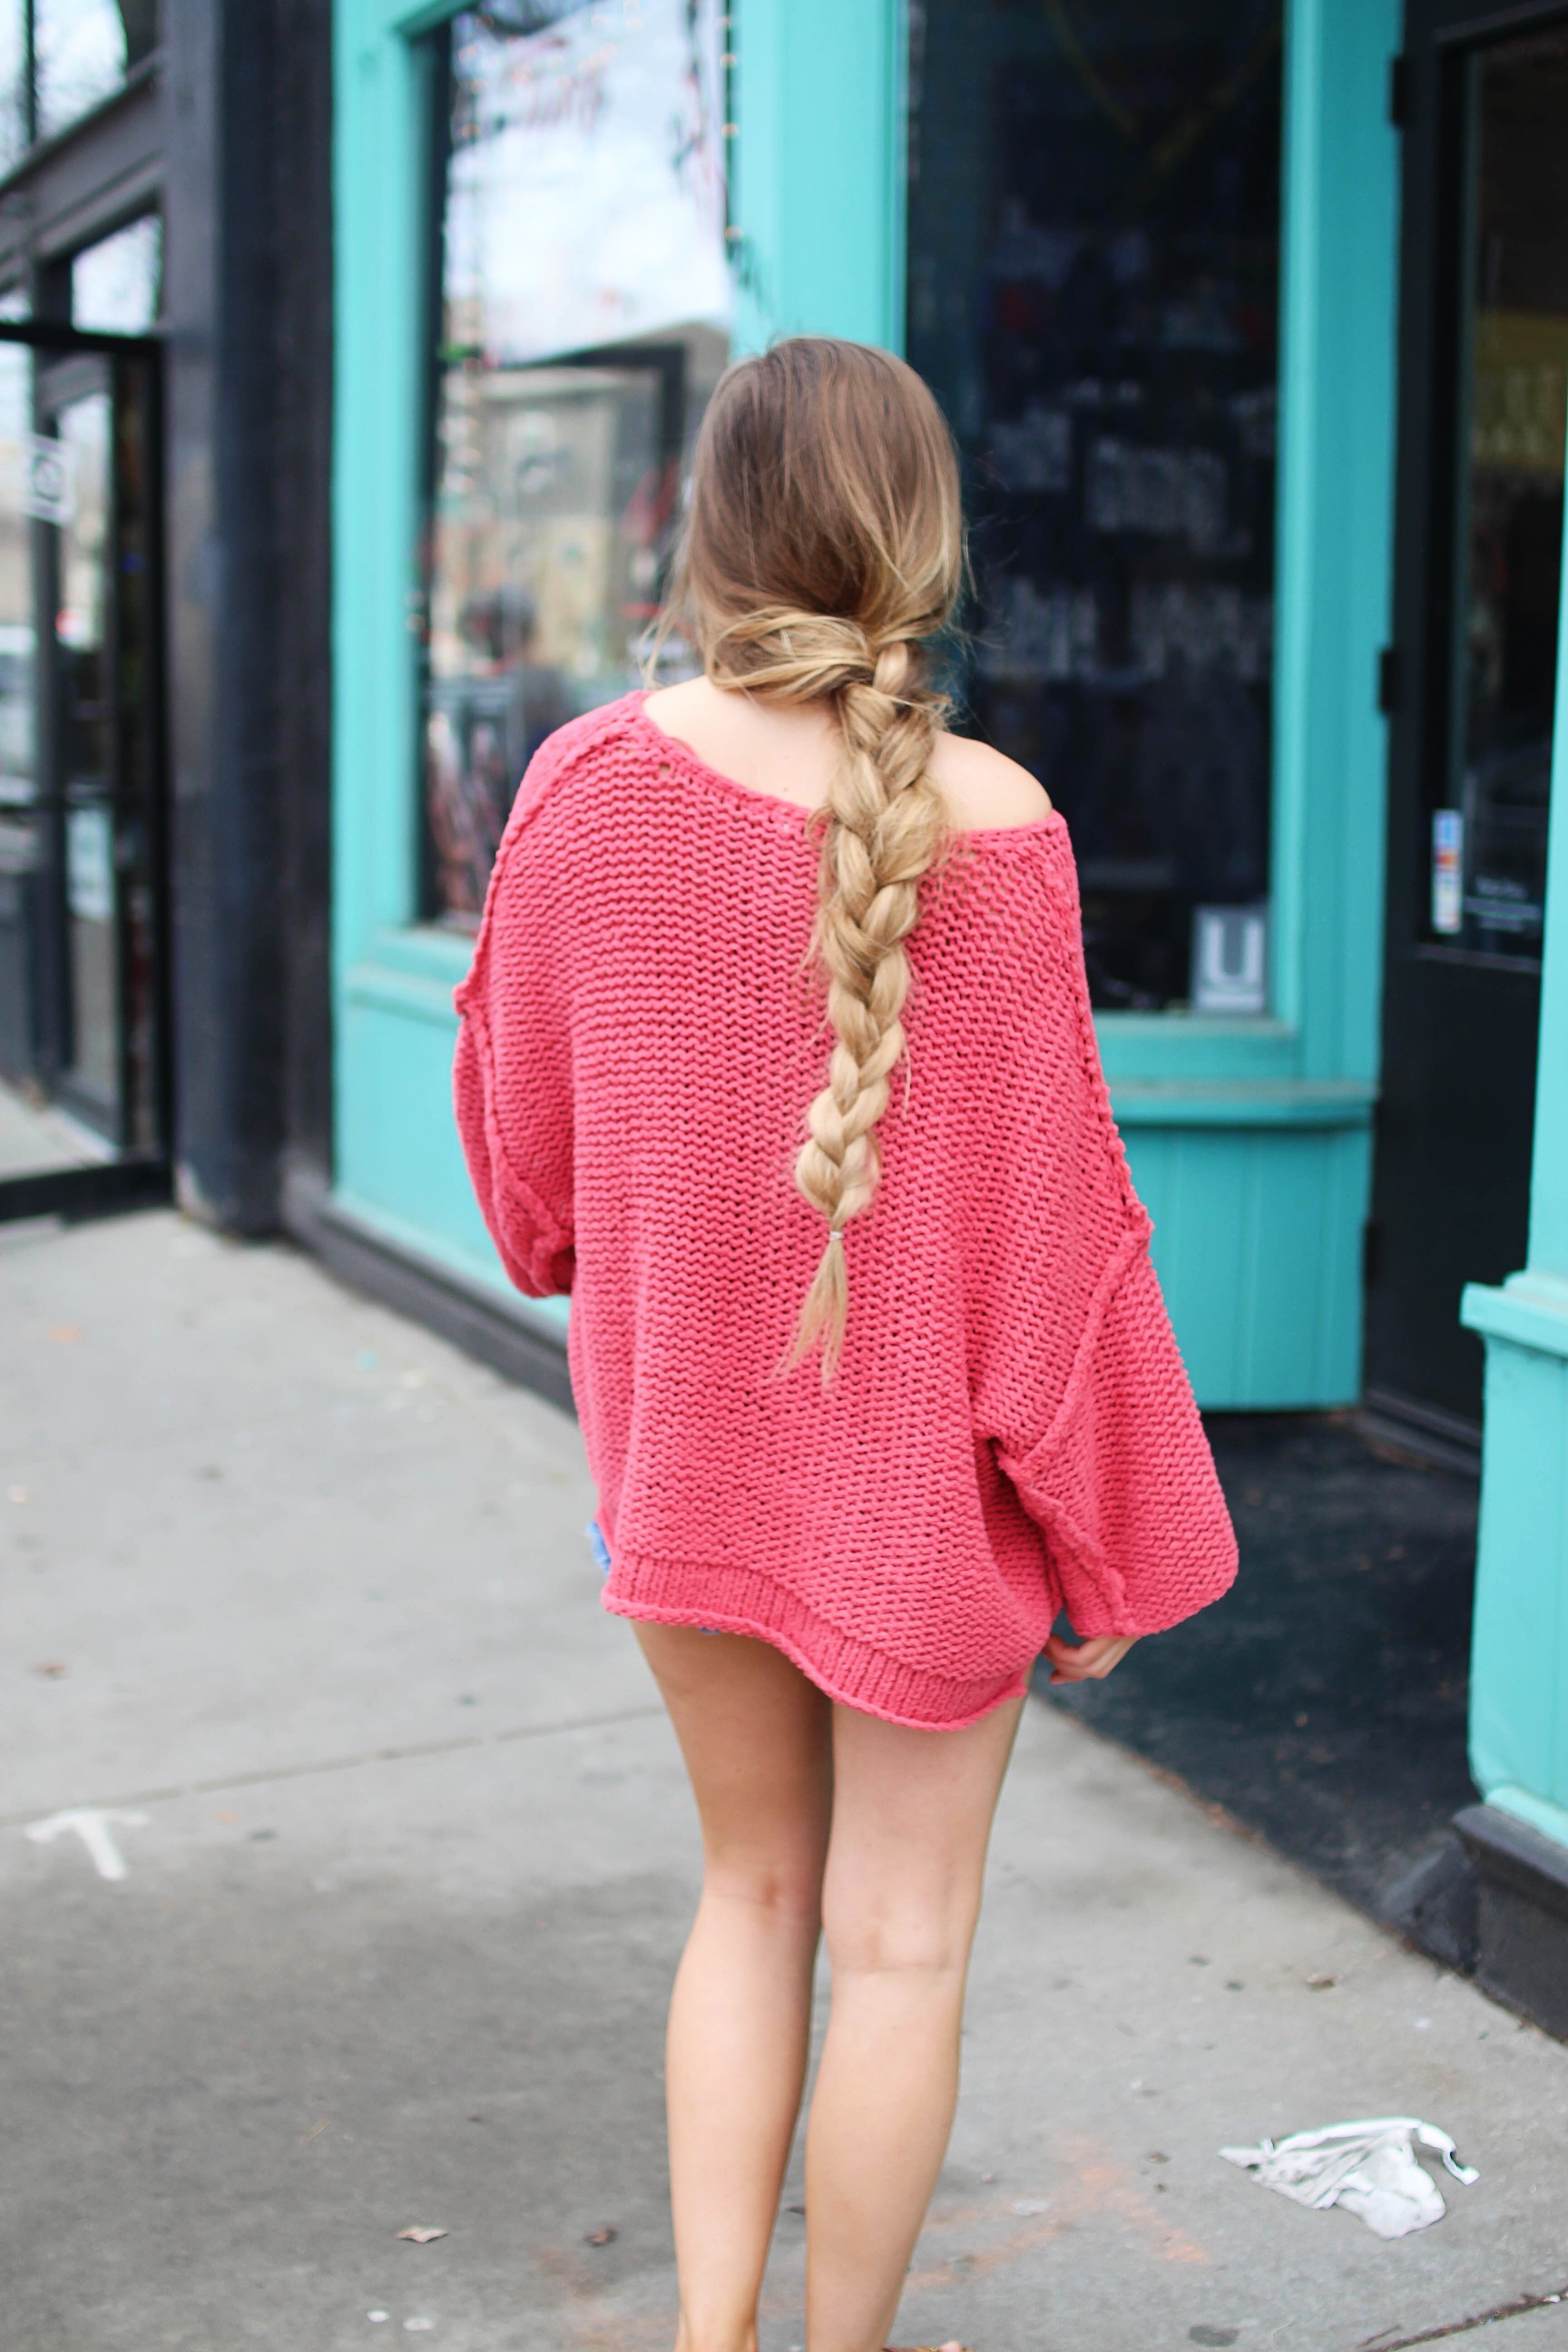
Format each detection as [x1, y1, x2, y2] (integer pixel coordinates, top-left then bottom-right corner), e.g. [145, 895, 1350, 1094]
[1220, 2118, 1479, 2239]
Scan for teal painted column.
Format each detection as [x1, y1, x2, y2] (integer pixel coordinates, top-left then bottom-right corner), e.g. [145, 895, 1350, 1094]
[1271, 0, 1399, 1083]
[1462, 503, 1568, 1854]
[730, 0, 905, 355]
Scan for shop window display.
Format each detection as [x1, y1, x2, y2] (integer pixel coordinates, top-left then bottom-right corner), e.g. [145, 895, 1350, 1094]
[907, 0, 1282, 1011]
[419, 0, 730, 926]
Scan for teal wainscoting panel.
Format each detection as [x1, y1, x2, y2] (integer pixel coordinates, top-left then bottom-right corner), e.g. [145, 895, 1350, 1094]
[338, 996, 571, 1342]
[338, 998, 496, 1283]
[1463, 1281, 1568, 1818]
[730, 0, 905, 354]
[1124, 1123, 1370, 1409]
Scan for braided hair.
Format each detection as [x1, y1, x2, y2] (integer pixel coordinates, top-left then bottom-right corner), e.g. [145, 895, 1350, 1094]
[666, 339, 965, 1383]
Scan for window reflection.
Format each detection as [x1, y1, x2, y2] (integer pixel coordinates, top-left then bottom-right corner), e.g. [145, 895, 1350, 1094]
[0, 338, 34, 833]
[72, 212, 161, 331]
[0, 1, 24, 171]
[0, 339, 40, 1155]
[419, 0, 730, 926]
[54, 388, 115, 1107]
[907, 0, 1282, 1012]
[35, 0, 156, 143]
[0, 1, 157, 169]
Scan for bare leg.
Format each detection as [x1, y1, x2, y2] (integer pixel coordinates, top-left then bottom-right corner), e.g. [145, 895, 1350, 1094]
[634, 1622, 833, 2352]
[806, 1694, 1024, 2352]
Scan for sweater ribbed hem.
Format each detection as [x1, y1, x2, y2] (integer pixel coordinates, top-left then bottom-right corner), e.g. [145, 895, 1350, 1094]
[602, 1549, 1031, 1730]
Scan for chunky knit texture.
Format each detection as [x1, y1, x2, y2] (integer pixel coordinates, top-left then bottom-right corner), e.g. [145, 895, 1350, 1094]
[454, 692, 1237, 1728]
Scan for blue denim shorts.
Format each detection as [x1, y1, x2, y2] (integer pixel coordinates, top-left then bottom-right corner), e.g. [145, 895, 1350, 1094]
[587, 1516, 717, 1634]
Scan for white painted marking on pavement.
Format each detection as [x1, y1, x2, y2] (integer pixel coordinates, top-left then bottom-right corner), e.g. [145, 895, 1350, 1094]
[25, 1808, 150, 1880]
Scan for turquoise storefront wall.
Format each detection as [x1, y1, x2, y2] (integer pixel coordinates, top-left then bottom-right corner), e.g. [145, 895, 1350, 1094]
[1462, 504, 1568, 1857]
[331, 0, 1402, 1404]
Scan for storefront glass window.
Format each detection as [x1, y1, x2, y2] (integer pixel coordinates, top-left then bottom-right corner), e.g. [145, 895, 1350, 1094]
[907, 0, 1282, 1013]
[0, 2, 25, 172]
[0, 339, 160, 1168]
[0, 337, 40, 1165]
[71, 211, 161, 330]
[54, 387, 115, 1105]
[34, 0, 156, 145]
[0, 337, 33, 822]
[0, 3, 158, 170]
[419, 0, 730, 926]
[1429, 27, 1568, 963]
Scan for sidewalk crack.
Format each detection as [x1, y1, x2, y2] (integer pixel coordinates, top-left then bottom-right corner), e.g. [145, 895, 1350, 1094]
[1, 1701, 664, 1827]
[1359, 2285, 1568, 2350]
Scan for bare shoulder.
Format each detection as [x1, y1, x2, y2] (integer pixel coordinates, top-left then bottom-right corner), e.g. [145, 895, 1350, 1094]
[642, 675, 710, 730]
[927, 730, 1053, 830]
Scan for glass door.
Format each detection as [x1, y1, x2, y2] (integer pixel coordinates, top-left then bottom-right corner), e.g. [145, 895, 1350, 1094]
[1367, 1, 1568, 1431]
[0, 319, 164, 1220]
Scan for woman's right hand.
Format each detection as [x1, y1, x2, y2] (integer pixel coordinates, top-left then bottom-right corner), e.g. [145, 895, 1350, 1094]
[1042, 1632, 1139, 1683]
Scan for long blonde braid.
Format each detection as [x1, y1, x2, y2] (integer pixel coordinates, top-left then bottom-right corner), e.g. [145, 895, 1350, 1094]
[666, 339, 965, 1383]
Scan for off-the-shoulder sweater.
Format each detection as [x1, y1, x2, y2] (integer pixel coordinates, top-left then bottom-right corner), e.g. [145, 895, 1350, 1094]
[453, 692, 1237, 1728]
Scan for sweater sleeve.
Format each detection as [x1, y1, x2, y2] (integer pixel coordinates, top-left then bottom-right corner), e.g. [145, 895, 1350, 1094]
[969, 827, 1237, 1639]
[450, 730, 580, 1299]
[995, 1233, 1237, 1638]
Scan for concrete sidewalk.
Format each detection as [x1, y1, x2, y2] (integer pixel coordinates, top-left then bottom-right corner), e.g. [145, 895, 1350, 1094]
[4, 1208, 1567, 2352]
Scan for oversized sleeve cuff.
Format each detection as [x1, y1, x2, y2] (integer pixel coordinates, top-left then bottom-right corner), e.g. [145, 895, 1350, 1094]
[998, 1238, 1238, 1638]
[453, 1007, 575, 1298]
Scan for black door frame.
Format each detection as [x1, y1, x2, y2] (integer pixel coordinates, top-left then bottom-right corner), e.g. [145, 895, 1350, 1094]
[0, 316, 168, 1226]
[1366, 0, 1568, 1430]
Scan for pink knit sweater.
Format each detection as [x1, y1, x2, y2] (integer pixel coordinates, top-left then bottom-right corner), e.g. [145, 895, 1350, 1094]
[454, 692, 1237, 1728]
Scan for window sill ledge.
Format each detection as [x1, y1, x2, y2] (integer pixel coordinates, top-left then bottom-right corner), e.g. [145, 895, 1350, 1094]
[343, 931, 1375, 1123]
[1109, 1078, 1374, 1128]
